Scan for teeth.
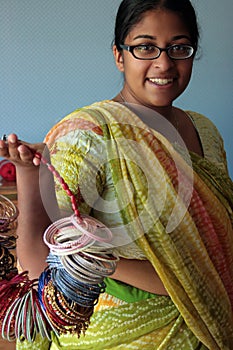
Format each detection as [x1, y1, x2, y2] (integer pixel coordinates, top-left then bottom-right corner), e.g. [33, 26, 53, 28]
[149, 78, 173, 85]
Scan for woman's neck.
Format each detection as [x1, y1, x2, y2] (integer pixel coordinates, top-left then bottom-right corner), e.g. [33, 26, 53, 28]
[114, 91, 176, 123]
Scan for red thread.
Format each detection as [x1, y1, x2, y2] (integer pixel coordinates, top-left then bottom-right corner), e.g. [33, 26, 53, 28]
[35, 152, 81, 218]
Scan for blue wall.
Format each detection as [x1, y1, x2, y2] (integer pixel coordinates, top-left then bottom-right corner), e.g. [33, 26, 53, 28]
[0, 0, 232, 177]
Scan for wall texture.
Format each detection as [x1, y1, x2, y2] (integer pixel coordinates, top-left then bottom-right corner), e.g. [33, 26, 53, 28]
[0, 0, 232, 176]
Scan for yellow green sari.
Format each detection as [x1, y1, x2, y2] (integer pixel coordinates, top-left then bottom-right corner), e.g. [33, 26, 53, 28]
[17, 101, 233, 349]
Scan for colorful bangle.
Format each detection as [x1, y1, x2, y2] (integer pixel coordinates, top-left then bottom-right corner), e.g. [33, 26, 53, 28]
[42, 280, 92, 336]
[43, 217, 94, 255]
[0, 194, 18, 230]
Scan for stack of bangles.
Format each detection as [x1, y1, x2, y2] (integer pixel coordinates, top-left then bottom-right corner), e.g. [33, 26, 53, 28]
[0, 195, 18, 280]
[0, 153, 119, 343]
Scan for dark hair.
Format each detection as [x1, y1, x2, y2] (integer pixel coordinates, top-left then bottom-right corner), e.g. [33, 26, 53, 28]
[114, 0, 199, 53]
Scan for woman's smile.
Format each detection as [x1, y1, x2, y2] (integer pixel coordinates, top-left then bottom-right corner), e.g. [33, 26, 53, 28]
[147, 77, 175, 86]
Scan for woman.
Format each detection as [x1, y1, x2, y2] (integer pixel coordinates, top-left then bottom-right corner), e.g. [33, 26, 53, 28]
[0, 0, 233, 349]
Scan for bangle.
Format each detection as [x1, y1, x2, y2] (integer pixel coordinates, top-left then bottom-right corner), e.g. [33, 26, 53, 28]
[43, 217, 94, 255]
[1, 295, 22, 341]
[0, 234, 17, 250]
[0, 247, 15, 279]
[70, 214, 113, 242]
[51, 268, 104, 307]
[43, 214, 114, 255]
[42, 280, 92, 336]
[0, 195, 18, 231]
[72, 252, 116, 276]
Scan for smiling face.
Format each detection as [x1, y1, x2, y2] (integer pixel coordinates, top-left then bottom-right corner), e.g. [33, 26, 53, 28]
[113, 9, 194, 110]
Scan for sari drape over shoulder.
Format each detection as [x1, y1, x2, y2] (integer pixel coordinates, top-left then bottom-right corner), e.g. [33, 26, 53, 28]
[17, 101, 233, 349]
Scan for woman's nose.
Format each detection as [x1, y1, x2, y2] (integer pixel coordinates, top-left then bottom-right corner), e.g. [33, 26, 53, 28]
[153, 51, 174, 70]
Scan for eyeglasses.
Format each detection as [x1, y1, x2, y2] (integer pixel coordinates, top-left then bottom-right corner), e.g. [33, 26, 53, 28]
[119, 44, 195, 60]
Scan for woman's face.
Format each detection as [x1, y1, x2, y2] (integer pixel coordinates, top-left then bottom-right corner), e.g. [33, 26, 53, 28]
[114, 10, 194, 109]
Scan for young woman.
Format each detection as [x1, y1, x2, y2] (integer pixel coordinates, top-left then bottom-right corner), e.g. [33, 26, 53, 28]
[0, 0, 233, 349]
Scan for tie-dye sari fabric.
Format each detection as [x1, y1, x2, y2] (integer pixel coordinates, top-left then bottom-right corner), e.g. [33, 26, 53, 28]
[17, 101, 233, 349]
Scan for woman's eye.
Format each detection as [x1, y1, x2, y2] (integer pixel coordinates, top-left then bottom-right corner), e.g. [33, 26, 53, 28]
[171, 45, 186, 52]
[135, 45, 155, 53]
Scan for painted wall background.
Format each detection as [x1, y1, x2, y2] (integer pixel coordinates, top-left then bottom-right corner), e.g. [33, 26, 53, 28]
[0, 0, 232, 176]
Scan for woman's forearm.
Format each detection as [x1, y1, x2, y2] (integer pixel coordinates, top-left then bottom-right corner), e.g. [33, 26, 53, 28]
[111, 258, 169, 296]
[16, 164, 59, 279]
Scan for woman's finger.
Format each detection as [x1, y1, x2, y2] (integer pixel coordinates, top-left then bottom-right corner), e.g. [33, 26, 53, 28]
[7, 134, 22, 161]
[0, 139, 9, 158]
[17, 144, 35, 164]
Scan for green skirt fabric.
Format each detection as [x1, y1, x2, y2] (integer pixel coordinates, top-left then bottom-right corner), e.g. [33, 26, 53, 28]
[16, 279, 207, 350]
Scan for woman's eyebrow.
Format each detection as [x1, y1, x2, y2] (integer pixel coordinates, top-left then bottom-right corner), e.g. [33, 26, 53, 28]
[132, 34, 191, 41]
[172, 35, 191, 41]
[133, 34, 156, 40]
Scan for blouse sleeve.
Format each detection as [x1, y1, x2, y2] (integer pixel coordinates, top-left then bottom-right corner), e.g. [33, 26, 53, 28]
[44, 109, 106, 216]
[187, 111, 229, 175]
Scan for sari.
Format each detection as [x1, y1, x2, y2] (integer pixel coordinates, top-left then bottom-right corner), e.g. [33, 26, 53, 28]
[17, 101, 233, 349]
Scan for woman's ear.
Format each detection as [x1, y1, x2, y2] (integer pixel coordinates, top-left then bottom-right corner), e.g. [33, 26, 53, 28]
[113, 45, 124, 72]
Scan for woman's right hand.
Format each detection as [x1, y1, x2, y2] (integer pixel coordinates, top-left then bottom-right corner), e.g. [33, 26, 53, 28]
[0, 133, 46, 167]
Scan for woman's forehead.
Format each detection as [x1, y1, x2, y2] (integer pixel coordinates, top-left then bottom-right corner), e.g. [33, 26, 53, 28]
[126, 10, 191, 41]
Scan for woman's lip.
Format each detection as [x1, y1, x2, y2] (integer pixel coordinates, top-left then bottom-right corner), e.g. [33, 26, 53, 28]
[147, 78, 174, 86]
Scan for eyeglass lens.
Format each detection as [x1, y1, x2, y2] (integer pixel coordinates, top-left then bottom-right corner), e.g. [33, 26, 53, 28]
[133, 45, 193, 59]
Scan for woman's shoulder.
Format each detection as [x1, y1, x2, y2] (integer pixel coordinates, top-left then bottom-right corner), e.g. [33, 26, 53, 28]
[44, 99, 134, 147]
[186, 110, 219, 131]
[186, 110, 228, 173]
[44, 100, 113, 147]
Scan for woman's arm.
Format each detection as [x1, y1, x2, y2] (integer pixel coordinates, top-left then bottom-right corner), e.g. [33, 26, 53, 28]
[111, 258, 169, 296]
[0, 134, 60, 279]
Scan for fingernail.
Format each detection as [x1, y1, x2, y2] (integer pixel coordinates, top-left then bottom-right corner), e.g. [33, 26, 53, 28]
[8, 135, 16, 143]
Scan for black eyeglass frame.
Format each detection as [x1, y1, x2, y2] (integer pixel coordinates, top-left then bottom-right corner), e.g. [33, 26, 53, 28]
[119, 44, 195, 60]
